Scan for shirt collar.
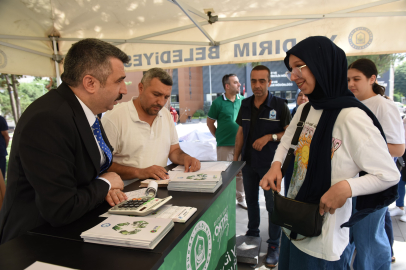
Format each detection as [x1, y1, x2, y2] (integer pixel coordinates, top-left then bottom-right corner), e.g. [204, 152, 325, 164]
[222, 93, 241, 101]
[75, 96, 97, 126]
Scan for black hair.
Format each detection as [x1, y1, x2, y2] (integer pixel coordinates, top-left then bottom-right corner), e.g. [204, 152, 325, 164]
[222, 74, 237, 90]
[250, 65, 270, 81]
[348, 59, 385, 96]
[61, 38, 129, 87]
[141, 68, 173, 88]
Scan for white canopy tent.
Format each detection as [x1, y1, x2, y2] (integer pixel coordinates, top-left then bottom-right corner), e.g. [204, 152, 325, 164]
[0, 0, 405, 79]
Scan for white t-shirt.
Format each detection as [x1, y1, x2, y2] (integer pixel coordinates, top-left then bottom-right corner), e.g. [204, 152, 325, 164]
[101, 97, 179, 169]
[273, 104, 400, 261]
[362, 95, 404, 144]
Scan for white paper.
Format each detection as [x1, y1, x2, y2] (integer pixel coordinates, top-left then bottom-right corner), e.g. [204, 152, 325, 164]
[146, 205, 196, 223]
[25, 262, 77, 270]
[124, 188, 147, 200]
[171, 161, 231, 172]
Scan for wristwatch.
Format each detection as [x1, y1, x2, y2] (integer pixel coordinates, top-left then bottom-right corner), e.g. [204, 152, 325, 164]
[272, 134, 278, 141]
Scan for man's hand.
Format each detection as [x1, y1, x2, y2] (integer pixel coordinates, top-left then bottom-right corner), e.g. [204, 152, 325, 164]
[184, 156, 201, 172]
[259, 161, 282, 192]
[138, 165, 169, 180]
[100, 172, 124, 190]
[319, 180, 352, 216]
[252, 135, 270, 151]
[105, 189, 128, 207]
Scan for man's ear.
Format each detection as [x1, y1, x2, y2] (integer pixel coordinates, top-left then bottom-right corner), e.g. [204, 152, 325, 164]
[268, 79, 272, 87]
[82, 75, 98, 94]
[138, 82, 144, 95]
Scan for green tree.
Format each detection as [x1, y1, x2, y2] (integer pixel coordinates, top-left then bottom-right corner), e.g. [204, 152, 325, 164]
[393, 92, 402, 102]
[236, 62, 261, 68]
[395, 61, 406, 97]
[0, 78, 45, 120]
[347, 54, 404, 75]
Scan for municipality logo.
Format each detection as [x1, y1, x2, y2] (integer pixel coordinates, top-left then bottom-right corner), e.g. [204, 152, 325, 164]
[348, 27, 373, 50]
[186, 220, 212, 270]
[0, 49, 7, 69]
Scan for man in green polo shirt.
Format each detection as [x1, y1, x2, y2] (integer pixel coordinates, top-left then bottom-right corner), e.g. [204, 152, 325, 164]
[207, 74, 246, 209]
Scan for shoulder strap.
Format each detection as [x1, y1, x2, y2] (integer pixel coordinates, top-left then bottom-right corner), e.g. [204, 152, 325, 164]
[281, 103, 311, 177]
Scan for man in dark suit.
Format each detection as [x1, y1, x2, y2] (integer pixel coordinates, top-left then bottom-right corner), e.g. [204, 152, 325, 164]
[0, 38, 129, 244]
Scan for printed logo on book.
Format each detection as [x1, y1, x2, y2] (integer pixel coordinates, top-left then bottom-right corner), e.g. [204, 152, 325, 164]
[151, 226, 161, 233]
[101, 223, 111, 227]
[186, 221, 212, 270]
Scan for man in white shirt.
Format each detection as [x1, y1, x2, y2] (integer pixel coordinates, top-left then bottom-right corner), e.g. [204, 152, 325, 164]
[102, 68, 200, 180]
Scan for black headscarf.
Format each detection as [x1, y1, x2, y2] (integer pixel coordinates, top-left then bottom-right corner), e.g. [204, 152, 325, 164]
[284, 36, 398, 227]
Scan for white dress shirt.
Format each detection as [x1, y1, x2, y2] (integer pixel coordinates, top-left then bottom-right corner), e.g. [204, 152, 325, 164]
[76, 96, 111, 190]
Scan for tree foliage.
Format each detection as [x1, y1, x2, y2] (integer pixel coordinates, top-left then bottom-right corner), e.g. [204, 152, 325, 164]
[235, 62, 261, 68]
[346, 54, 404, 75]
[0, 76, 46, 120]
[395, 61, 406, 97]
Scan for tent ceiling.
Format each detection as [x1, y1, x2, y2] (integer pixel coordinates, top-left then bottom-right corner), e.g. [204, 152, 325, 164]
[0, 0, 405, 77]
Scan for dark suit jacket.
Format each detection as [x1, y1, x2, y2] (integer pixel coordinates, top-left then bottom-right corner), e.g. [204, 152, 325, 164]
[0, 83, 113, 244]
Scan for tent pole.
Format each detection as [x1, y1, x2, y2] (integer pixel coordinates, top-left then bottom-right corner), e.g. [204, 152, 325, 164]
[171, 0, 218, 46]
[209, 65, 212, 105]
[51, 37, 62, 86]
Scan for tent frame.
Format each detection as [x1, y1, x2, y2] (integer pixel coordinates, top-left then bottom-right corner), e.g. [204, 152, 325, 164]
[0, 0, 404, 82]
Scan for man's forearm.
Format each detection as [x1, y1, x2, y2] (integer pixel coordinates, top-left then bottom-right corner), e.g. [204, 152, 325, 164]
[208, 126, 216, 138]
[234, 129, 243, 161]
[207, 121, 217, 138]
[168, 148, 188, 165]
[108, 162, 139, 180]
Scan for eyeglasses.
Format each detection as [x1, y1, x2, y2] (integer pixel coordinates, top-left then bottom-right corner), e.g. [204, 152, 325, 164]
[285, 65, 307, 81]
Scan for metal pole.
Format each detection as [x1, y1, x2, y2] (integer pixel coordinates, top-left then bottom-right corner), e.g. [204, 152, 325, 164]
[11, 75, 21, 118]
[51, 37, 62, 86]
[3, 75, 18, 124]
[209, 65, 212, 105]
[172, 0, 217, 46]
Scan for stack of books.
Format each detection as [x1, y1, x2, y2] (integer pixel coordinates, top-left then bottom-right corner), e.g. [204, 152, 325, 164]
[167, 171, 222, 193]
[80, 215, 174, 249]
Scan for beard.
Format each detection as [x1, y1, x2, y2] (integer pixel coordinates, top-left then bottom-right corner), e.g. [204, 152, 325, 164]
[143, 104, 163, 115]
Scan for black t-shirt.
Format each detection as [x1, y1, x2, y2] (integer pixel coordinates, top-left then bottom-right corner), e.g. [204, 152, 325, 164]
[236, 97, 291, 164]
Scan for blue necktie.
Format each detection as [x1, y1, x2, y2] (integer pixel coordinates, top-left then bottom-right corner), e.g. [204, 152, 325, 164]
[92, 118, 112, 174]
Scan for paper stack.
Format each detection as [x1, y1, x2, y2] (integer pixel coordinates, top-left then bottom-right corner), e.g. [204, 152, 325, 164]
[146, 205, 197, 223]
[167, 171, 222, 193]
[80, 215, 174, 249]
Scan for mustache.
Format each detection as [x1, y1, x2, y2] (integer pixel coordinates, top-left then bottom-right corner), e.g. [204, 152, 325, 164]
[115, 94, 123, 101]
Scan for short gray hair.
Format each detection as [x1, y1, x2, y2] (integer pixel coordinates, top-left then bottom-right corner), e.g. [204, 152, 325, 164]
[61, 38, 129, 87]
[141, 68, 173, 88]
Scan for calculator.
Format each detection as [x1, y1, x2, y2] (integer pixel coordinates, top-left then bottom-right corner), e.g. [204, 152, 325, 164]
[108, 196, 172, 216]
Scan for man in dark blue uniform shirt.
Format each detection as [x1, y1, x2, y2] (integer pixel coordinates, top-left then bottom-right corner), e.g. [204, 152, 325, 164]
[234, 65, 291, 268]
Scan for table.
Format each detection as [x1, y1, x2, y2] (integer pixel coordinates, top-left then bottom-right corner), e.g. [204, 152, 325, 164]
[0, 161, 245, 270]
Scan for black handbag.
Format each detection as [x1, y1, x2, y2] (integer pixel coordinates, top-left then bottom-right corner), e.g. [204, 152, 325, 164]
[270, 103, 324, 239]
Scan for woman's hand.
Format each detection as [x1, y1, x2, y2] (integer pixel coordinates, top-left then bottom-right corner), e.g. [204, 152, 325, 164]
[260, 162, 282, 192]
[319, 180, 352, 215]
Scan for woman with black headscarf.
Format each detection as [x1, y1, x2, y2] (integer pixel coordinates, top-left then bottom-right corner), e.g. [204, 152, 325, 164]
[259, 36, 400, 269]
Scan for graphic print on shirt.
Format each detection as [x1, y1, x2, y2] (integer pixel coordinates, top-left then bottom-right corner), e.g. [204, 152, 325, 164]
[288, 124, 314, 199]
[331, 137, 342, 159]
[287, 122, 343, 199]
